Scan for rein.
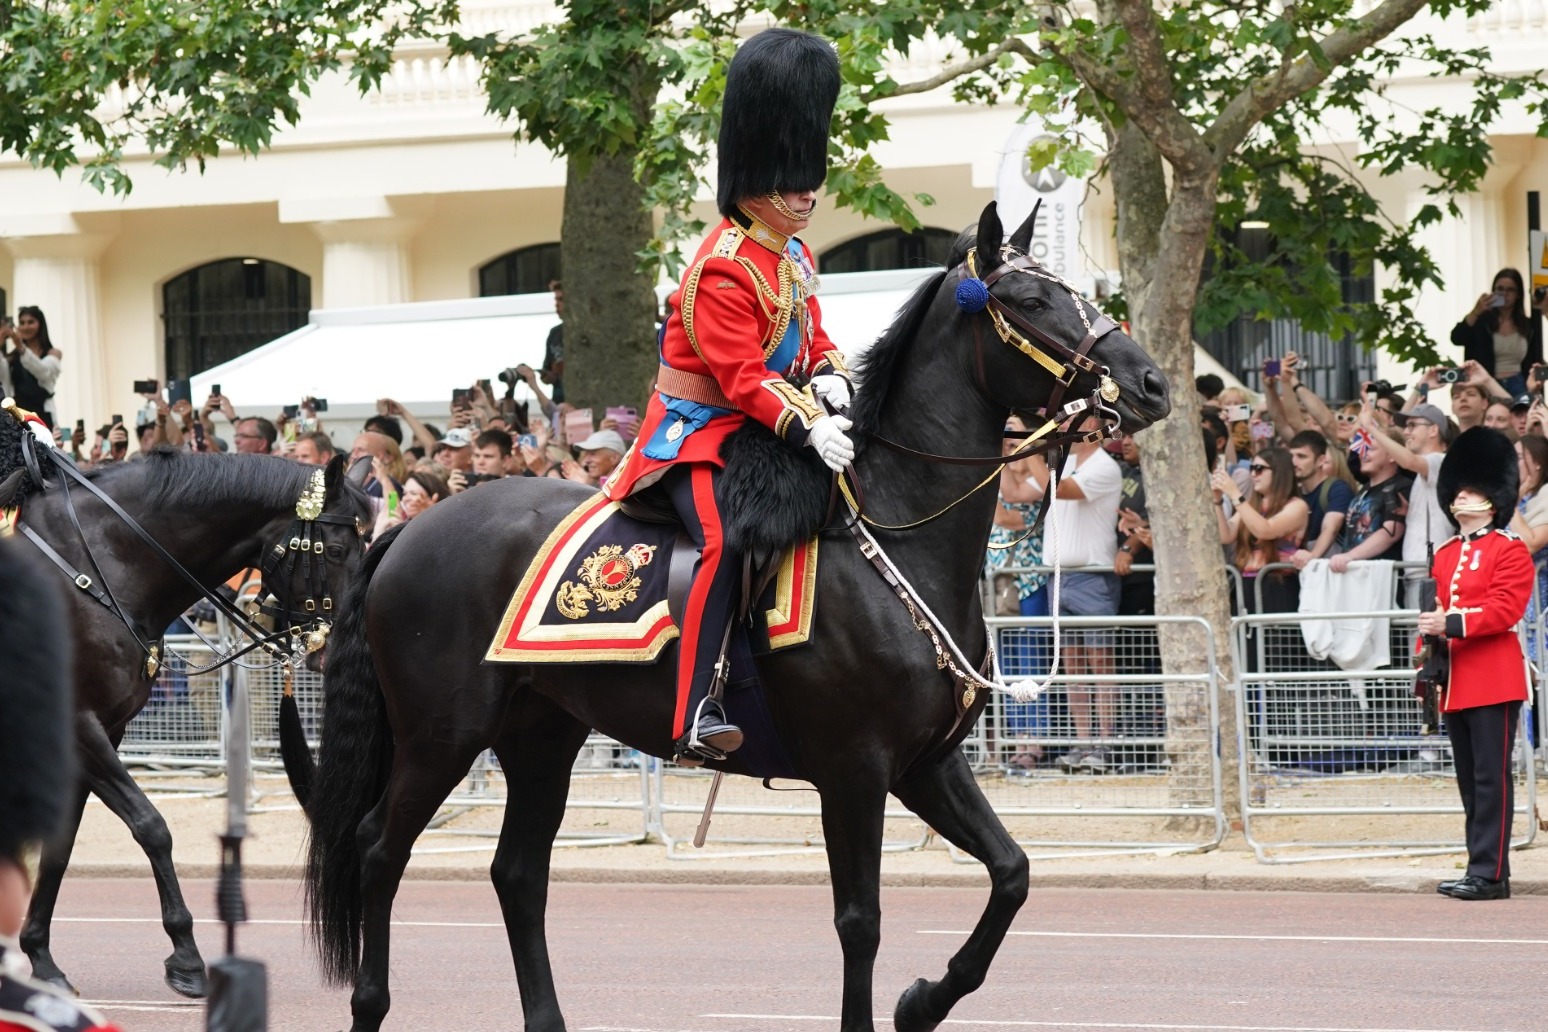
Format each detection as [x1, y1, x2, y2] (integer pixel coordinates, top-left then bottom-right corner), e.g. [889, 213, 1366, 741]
[14, 435, 352, 676]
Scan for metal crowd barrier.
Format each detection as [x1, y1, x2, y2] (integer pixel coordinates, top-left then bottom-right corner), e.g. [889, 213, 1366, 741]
[972, 611, 1228, 859]
[1233, 578, 1538, 863]
[119, 634, 229, 776]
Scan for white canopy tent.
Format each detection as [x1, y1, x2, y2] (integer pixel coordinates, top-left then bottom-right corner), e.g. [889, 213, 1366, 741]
[189, 267, 940, 430]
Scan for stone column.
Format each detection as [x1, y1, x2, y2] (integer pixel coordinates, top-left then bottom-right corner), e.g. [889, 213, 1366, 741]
[280, 197, 428, 309]
[2, 214, 118, 426]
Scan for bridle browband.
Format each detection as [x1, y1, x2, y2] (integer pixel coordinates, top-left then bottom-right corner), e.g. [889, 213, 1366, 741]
[839, 242, 1126, 532]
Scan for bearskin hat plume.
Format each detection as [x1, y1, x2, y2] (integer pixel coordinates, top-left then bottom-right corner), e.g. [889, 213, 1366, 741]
[716, 28, 840, 217]
[0, 538, 75, 863]
[1437, 427, 1518, 531]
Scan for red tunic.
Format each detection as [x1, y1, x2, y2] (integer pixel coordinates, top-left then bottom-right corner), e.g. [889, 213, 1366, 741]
[603, 214, 844, 501]
[1431, 528, 1534, 712]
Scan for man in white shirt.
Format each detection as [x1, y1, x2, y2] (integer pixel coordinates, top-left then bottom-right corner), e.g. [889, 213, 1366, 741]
[1048, 437, 1123, 772]
[1362, 401, 1453, 608]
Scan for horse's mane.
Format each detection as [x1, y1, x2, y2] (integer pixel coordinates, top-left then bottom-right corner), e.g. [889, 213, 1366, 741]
[847, 233, 970, 439]
[94, 450, 372, 521]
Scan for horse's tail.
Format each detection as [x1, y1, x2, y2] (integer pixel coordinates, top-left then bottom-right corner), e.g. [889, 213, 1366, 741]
[303, 522, 404, 987]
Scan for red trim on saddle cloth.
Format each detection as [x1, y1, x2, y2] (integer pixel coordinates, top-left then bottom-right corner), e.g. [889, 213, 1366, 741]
[484, 493, 680, 664]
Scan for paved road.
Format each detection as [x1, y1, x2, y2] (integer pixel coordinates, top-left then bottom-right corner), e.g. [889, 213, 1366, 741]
[36, 878, 1548, 1031]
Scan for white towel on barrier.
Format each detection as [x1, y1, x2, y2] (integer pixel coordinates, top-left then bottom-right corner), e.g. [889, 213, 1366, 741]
[1297, 559, 1396, 682]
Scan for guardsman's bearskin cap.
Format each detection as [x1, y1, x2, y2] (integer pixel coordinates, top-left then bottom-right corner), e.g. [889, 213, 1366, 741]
[1437, 427, 1518, 531]
[716, 27, 840, 217]
[0, 538, 75, 863]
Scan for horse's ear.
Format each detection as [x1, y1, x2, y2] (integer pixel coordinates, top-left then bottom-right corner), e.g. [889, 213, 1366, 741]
[975, 201, 1003, 266]
[322, 453, 349, 498]
[1008, 200, 1041, 253]
[343, 454, 372, 488]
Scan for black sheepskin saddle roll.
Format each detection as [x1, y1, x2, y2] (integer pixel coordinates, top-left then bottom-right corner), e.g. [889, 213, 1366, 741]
[713, 419, 834, 555]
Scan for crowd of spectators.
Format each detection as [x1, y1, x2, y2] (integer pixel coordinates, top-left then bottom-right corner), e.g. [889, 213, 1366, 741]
[986, 265, 1548, 774]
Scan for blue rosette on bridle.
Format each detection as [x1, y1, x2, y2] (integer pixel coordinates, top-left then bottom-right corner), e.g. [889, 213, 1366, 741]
[955, 276, 990, 313]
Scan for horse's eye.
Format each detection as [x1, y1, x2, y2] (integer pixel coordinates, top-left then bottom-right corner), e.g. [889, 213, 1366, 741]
[327, 545, 344, 561]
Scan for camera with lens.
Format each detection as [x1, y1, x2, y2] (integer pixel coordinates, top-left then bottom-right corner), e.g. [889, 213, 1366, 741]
[498, 367, 523, 386]
[1365, 378, 1397, 396]
[1436, 368, 1465, 385]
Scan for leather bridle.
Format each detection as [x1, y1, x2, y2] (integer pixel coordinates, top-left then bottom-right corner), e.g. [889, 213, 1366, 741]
[15, 438, 357, 675]
[840, 244, 1127, 531]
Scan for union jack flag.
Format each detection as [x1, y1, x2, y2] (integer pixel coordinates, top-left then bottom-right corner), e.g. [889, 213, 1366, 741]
[1350, 427, 1374, 459]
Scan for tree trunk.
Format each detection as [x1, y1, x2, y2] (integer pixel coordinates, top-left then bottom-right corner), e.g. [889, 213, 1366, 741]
[1111, 133, 1240, 816]
[559, 127, 660, 414]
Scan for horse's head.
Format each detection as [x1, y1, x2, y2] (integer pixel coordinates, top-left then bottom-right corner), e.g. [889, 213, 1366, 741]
[258, 453, 372, 670]
[954, 200, 1170, 434]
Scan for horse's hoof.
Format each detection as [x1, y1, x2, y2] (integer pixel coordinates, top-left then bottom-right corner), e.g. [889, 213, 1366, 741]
[165, 964, 208, 999]
[894, 977, 942, 1032]
[38, 973, 79, 998]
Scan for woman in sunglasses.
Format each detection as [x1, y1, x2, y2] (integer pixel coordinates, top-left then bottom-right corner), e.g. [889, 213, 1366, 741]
[1211, 446, 1310, 615]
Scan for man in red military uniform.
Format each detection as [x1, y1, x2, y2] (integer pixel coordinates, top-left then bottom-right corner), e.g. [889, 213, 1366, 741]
[1418, 427, 1534, 901]
[0, 537, 122, 1031]
[602, 27, 855, 764]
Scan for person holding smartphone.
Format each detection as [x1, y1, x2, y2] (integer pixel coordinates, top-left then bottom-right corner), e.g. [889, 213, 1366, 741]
[1452, 268, 1541, 397]
[2, 307, 62, 428]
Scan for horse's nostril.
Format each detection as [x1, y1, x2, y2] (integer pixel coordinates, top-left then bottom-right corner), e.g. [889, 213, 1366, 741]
[1143, 370, 1168, 400]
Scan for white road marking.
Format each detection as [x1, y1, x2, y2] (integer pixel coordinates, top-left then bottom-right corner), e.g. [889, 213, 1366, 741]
[704, 1018, 1511, 1032]
[920, 929, 1548, 946]
[56, 916, 505, 928]
[81, 999, 201, 1007]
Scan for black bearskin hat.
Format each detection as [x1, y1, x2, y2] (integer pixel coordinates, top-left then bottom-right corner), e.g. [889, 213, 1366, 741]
[716, 28, 840, 217]
[0, 538, 75, 863]
[1437, 427, 1518, 531]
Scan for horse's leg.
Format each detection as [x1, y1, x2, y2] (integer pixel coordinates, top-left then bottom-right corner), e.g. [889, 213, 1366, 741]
[889, 747, 1028, 1032]
[489, 695, 592, 1032]
[20, 783, 89, 992]
[349, 740, 485, 1032]
[72, 715, 208, 997]
[818, 772, 889, 1032]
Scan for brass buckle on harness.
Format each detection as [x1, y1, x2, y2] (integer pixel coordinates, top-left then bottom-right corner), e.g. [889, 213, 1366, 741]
[859, 539, 878, 560]
[74, 573, 92, 590]
[289, 536, 301, 551]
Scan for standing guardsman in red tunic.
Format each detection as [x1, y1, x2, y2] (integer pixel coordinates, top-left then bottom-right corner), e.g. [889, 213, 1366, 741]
[601, 28, 856, 765]
[1419, 427, 1535, 901]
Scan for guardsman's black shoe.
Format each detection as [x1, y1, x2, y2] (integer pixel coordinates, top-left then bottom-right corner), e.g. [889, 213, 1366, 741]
[1436, 878, 1463, 897]
[1447, 875, 1510, 900]
[673, 704, 744, 767]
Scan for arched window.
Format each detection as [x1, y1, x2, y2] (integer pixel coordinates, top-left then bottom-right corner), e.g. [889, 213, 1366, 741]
[818, 227, 958, 274]
[163, 259, 311, 380]
[478, 243, 562, 297]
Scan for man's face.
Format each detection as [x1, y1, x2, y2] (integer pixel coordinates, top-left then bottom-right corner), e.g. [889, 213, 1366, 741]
[1289, 446, 1319, 481]
[1364, 440, 1395, 479]
[1402, 418, 1437, 452]
[137, 425, 156, 452]
[472, 444, 505, 476]
[1119, 436, 1140, 465]
[293, 438, 321, 464]
[1452, 387, 1485, 421]
[436, 444, 472, 471]
[553, 289, 565, 318]
[233, 419, 269, 454]
[1514, 407, 1531, 437]
[580, 447, 621, 479]
[1484, 404, 1514, 432]
[1373, 396, 1398, 428]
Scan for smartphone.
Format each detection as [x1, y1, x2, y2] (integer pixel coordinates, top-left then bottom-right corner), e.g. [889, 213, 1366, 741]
[451, 388, 470, 408]
[192, 421, 206, 451]
[283, 404, 301, 419]
[211, 384, 222, 398]
[1436, 367, 1465, 385]
[463, 472, 494, 487]
[564, 407, 594, 445]
[310, 398, 328, 413]
[133, 379, 159, 396]
[518, 433, 538, 450]
[166, 380, 192, 407]
[1250, 420, 1275, 441]
[75, 419, 85, 436]
[1223, 403, 1252, 422]
[605, 405, 638, 422]
[1489, 292, 1507, 308]
[1263, 359, 1281, 378]
[111, 414, 123, 427]
[1532, 363, 1548, 383]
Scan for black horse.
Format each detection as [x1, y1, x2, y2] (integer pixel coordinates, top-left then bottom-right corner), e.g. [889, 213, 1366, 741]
[294, 201, 1170, 1032]
[0, 433, 369, 999]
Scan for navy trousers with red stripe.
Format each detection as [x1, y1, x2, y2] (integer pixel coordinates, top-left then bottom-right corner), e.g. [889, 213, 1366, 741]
[1446, 700, 1521, 881]
[663, 463, 741, 741]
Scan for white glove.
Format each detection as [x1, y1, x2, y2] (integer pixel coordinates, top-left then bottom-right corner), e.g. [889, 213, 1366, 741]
[811, 373, 851, 412]
[806, 414, 855, 473]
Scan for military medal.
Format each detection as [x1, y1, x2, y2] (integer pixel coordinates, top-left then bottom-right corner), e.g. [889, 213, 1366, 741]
[666, 419, 685, 442]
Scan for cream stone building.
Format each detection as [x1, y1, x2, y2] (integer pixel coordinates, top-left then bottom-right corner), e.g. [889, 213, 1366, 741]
[0, 1, 1545, 428]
